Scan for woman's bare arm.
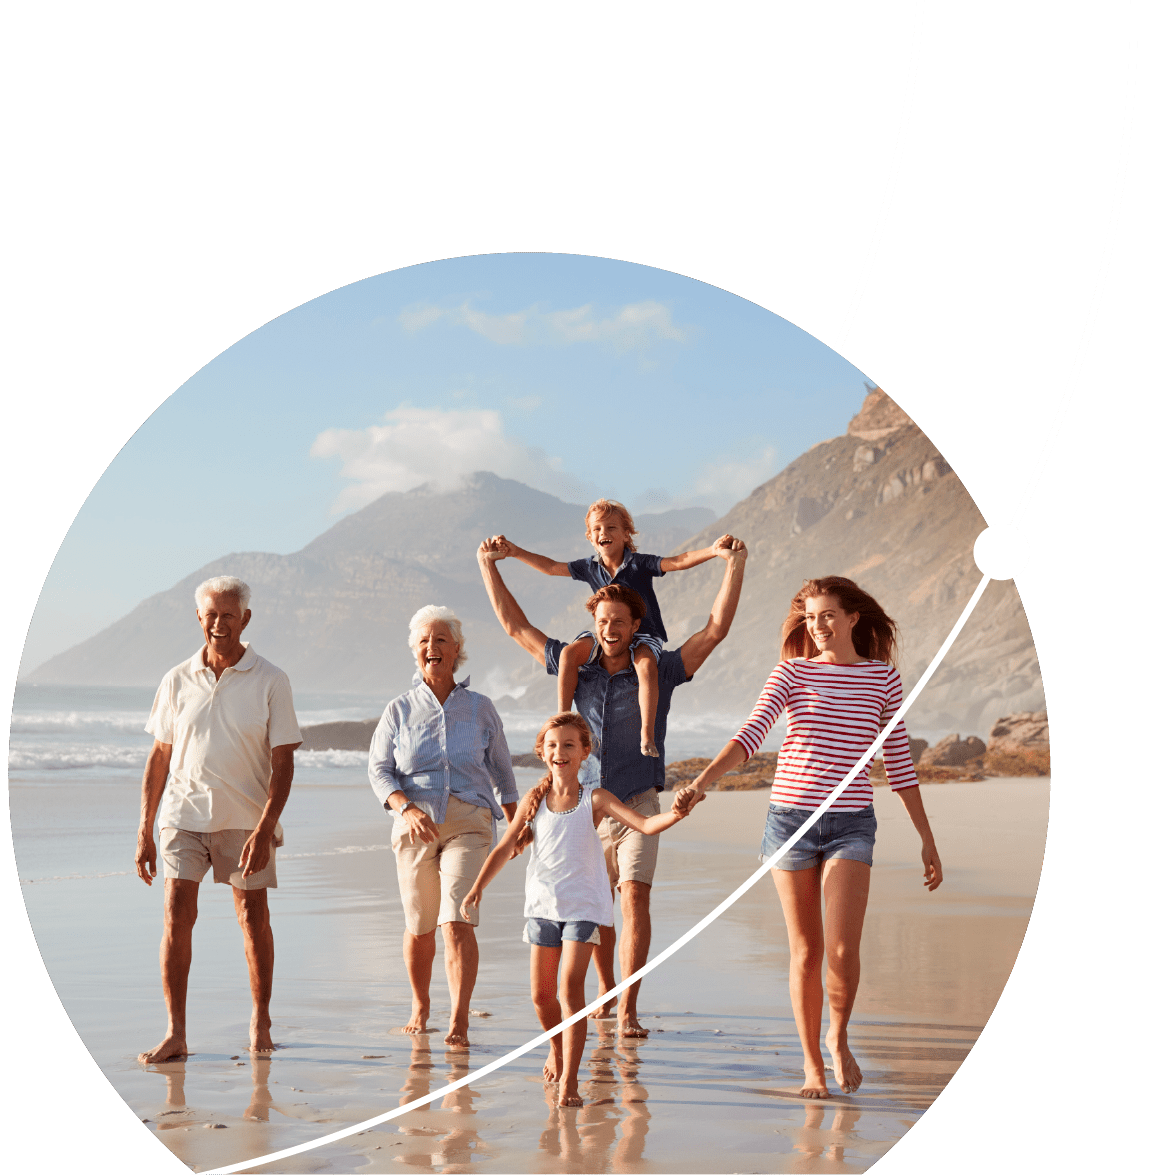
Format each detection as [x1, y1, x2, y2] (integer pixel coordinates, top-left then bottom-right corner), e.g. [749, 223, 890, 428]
[894, 785, 943, 890]
[671, 739, 748, 814]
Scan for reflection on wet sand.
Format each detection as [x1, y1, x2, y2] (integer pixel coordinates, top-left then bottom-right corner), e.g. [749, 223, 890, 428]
[535, 1021, 652, 1174]
[391, 1035, 486, 1171]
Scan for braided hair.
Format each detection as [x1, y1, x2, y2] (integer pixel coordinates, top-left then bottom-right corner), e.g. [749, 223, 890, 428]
[514, 711, 594, 851]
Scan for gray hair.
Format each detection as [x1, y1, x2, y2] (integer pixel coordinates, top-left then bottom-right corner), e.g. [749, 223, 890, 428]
[408, 605, 467, 670]
[195, 576, 252, 612]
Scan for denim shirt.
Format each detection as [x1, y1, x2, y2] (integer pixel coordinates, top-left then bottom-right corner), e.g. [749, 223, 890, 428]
[545, 638, 690, 804]
[566, 549, 668, 642]
[368, 673, 519, 826]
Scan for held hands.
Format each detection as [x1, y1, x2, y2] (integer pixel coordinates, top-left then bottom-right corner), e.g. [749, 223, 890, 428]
[713, 535, 747, 562]
[921, 840, 943, 891]
[477, 535, 516, 562]
[671, 785, 706, 816]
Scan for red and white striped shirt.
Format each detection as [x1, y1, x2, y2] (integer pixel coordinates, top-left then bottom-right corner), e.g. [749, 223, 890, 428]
[732, 659, 919, 812]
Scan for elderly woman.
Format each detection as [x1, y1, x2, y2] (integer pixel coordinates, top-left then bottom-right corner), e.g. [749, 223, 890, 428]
[368, 605, 519, 1046]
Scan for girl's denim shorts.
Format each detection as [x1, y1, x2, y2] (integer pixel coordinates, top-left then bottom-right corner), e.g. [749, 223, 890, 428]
[760, 802, 877, 871]
[523, 918, 602, 947]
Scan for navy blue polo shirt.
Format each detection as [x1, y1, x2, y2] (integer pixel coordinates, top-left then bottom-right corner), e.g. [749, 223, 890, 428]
[545, 637, 690, 804]
[566, 550, 668, 643]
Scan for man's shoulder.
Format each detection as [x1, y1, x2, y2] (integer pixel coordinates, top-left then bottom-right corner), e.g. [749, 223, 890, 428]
[159, 650, 204, 686]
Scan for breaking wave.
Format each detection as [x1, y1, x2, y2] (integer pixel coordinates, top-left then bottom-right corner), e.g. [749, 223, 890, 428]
[8, 745, 148, 771]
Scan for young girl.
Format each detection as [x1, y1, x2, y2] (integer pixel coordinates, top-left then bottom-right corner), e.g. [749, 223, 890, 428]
[460, 711, 689, 1107]
[490, 499, 733, 757]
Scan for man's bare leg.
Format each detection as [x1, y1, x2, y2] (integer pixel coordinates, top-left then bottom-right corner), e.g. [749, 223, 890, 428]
[632, 646, 660, 758]
[557, 637, 593, 714]
[441, 921, 478, 1047]
[531, 944, 564, 1084]
[615, 881, 652, 1037]
[234, 886, 275, 1052]
[402, 929, 436, 1034]
[821, 859, 870, 1094]
[139, 878, 198, 1063]
[590, 921, 617, 1019]
[772, 865, 830, 1098]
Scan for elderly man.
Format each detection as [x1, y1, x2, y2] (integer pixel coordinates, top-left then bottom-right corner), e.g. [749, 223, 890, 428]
[478, 535, 747, 1037]
[135, 576, 301, 1064]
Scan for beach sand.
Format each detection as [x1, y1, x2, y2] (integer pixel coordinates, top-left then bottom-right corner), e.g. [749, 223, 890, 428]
[15, 775, 1047, 1173]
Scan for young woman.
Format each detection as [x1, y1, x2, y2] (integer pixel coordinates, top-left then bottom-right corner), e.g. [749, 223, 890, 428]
[461, 712, 688, 1107]
[674, 576, 943, 1099]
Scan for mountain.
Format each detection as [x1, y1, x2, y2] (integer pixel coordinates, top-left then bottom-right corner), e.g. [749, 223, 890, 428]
[26, 389, 1044, 737]
[24, 477, 714, 700]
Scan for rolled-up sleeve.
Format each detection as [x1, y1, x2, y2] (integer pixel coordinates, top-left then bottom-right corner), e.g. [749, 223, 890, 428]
[367, 708, 402, 807]
[483, 703, 519, 808]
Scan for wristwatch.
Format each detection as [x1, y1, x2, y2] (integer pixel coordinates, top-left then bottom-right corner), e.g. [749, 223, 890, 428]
[399, 800, 417, 815]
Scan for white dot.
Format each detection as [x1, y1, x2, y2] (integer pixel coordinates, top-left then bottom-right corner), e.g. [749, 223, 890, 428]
[973, 526, 1029, 580]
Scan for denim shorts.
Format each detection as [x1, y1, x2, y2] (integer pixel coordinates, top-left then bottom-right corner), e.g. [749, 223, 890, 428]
[523, 918, 603, 947]
[760, 803, 877, 871]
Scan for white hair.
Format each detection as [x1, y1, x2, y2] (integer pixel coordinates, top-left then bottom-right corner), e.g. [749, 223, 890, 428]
[408, 605, 467, 670]
[195, 576, 252, 612]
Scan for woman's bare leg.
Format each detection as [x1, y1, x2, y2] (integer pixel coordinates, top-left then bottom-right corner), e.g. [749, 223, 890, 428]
[772, 865, 830, 1098]
[531, 945, 564, 1085]
[557, 941, 595, 1106]
[557, 638, 593, 714]
[820, 858, 870, 1093]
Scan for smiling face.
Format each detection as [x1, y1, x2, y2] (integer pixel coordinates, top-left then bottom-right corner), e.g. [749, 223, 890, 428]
[592, 600, 640, 661]
[542, 724, 589, 778]
[587, 511, 632, 563]
[414, 620, 460, 680]
[804, 593, 860, 661]
[197, 590, 251, 658]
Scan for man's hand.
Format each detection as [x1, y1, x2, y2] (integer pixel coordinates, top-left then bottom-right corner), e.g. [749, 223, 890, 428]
[135, 832, 158, 885]
[714, 536, 747, 562]
[239, 827, 274, 878]
[671, 786, 707, 816]
[399, 804, 441, 845]
[478, 535, 515, 562]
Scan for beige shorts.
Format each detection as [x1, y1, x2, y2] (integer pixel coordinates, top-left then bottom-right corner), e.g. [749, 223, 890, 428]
[392, 796, 493, 935]
[160, 827, 277, 890]
[597, 788, 661, 889]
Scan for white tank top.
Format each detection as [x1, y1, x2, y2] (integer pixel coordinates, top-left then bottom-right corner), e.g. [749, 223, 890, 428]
[523, 783, 614, 925]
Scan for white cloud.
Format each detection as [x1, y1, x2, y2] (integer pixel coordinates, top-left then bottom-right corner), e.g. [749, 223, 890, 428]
[398, 300, 689, 352]
[311, 405, 597, 512]
[631, 445, 780, 517]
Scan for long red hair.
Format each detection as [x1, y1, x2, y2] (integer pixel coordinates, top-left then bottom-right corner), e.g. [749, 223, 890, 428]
[515, 712, 594, 850]
[780, 576, 899, 664]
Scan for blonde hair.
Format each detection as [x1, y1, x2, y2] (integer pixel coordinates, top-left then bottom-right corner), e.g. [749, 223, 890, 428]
[515, 712, 594, 851]
[584, 499, 638, 551]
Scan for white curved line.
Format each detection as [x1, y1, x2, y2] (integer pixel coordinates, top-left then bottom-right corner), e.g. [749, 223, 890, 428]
[1010, 0, 1137, 524]
[203, 573, 991, 1175]
[193, 6, 1142, 1165]
[832, 0, 921, 354]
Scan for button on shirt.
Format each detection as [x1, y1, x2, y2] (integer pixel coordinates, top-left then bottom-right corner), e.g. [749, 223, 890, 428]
[545, 638, 691, 804]
[566, 550, 668, 642]
[146, 643, 302, 841]
[367, 673, 519, 826]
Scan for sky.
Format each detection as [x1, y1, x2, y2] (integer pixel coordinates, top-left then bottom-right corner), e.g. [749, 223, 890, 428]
[21, 252, 872, 672]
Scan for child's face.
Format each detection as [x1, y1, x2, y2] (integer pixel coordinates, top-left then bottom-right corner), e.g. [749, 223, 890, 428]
[542, 727, 589, 775]
[587, 513, 630, 559]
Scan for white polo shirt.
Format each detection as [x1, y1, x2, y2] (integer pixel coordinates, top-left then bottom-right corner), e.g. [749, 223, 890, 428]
[146, 642, 302, 841]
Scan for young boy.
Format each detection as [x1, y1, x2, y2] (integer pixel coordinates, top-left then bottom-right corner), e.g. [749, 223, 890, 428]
[491, 499, 733, 757]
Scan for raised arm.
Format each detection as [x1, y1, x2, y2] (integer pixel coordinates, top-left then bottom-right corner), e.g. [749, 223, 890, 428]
[493, 534, 571, 577]
[477, 538, 549, 663]
[677, 538, 748, 677]
[660, 533, 735, 573]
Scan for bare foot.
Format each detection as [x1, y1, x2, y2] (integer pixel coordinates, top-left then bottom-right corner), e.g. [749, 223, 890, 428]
[402, 1001, 429, 1035]
[250, 1016, 275, 1053]
[619, 1017, 649, 1038]
[588, 999, 616, 1020]
[444, 1012, 470, 1048]
[800, 1060, 831, 1099]
[640, 737, 659, 758]
[558, 1079, 583, 1107]
[827, 1033, 862, 1094]
[543, 1046, 563, 1085]
[138, 1034, 187, 1065]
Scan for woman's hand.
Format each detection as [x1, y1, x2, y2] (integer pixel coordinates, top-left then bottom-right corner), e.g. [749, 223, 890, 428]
[921, 839, 943, 891]
[400, 805, 440, 845]
[672, 786, 705, 816]
[460, 887, 483, 921]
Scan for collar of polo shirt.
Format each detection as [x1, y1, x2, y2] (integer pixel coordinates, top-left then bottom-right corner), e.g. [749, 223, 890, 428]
[191, 641, 258, 674]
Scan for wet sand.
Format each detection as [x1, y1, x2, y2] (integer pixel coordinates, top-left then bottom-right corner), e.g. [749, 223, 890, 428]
[19, 777, 1047, 1173]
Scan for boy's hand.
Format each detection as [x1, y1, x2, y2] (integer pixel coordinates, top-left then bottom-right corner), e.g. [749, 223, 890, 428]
[710, 534, 735, 556]
[478, 536, 511, 562]
[714, 536, 747, 562]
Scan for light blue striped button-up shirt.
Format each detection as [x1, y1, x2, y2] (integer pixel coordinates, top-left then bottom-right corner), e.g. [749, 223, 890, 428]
[367, 673, 519, 826]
